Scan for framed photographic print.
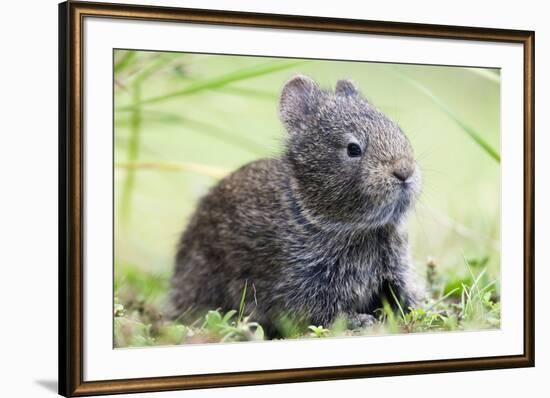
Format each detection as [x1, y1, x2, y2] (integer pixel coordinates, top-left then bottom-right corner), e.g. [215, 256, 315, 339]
[59, 1, 535, 396]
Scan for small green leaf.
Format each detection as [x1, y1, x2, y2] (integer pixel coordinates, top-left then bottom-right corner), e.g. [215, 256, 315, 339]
[222, 310, 237, 324]
[254, 325, 265, 340]
[204, 310, 223, 330]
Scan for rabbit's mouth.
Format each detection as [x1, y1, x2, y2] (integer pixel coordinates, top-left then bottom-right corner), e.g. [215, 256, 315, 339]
[365, 180, 419, 227]
[393, 167, 421, 203]
[394, 189, 414, 216]
[377, 195, 411, 226]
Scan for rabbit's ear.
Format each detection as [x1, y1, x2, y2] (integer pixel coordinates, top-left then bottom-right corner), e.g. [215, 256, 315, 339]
[279, 75, 321, 134]
[335, 79, 359, 97]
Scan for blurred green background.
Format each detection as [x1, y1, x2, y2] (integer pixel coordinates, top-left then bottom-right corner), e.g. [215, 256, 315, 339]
[113, 50, 500, 346]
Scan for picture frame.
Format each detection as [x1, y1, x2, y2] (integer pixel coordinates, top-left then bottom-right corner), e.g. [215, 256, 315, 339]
[59, 1, 535, 396]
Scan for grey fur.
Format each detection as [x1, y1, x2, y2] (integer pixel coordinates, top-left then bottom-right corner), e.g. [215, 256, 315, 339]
[168, 75, 422, 336]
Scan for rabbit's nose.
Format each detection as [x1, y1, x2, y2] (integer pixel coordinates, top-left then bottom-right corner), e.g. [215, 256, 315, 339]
[392, 164, 414, 182]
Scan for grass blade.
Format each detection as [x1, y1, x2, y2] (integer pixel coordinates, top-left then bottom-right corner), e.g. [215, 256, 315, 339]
[118, 82, 142, 225]
[130, 53, 181, 85]
[181, 115, 274, 156]
[114, 50, 137, 73]
[388, 285, 406, 320]
[117, 52, 183, 225]
[426, 287, 460, 312]
[465, 67, 500, 84]
[463, 255, 487, 299]
[115, 161, 229, 179]
[218, 85, 278, 100]
[393, 68, 500, 163]
[116, 110, 273, 156]
[117, 59, 310, 110]
[238, 280, 248, 323]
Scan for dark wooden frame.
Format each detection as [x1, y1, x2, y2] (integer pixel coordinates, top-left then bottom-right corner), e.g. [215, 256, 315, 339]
[59, 1, 535, 396]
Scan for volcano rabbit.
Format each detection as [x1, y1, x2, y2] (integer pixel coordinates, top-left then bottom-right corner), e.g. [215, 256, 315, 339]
[168, 75, 422, 337]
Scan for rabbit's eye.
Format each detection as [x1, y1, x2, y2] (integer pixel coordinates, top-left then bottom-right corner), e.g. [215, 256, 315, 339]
[347, 143, 362, 157]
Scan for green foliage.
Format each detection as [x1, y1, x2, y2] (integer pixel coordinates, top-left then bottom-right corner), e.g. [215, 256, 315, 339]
[202, 309, 265, 342]
[377, 257, 499, 334]
[308, 325, 331, 338]
[114, 257, 500, 347]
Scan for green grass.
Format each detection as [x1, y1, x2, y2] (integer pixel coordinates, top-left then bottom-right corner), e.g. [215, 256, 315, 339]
[113, 50, 501, 348]
[114, 256, 500, 347]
